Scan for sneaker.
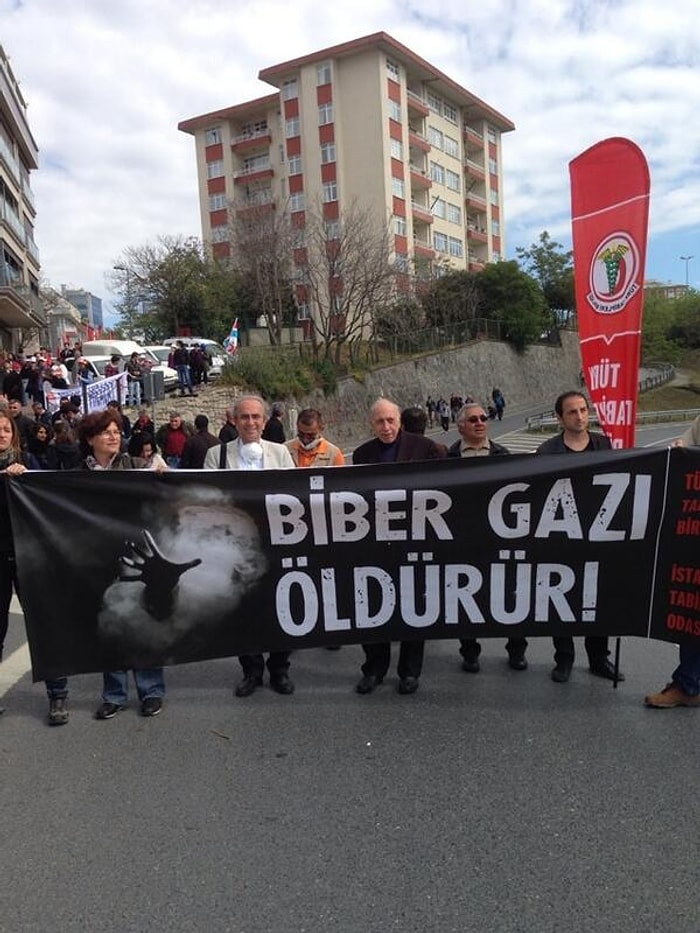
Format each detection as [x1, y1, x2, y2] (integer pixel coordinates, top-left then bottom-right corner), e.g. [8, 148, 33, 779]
[644, 683, 700, 708]
[140, 697, 163, 717]
[95, 701, 124, 720]
[48, 697, 69, 726]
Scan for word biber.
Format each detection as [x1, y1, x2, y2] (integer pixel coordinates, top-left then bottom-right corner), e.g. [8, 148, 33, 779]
[263, 472, 652, 636]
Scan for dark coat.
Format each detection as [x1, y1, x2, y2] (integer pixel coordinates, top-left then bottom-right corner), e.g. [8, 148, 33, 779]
[536, 431, 611, 454]
[353, 430, 446, 465]
[447, 438, 510, 458]
[180, 431, 220, 469]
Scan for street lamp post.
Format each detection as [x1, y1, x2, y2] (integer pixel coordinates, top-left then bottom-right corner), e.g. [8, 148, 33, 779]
[680, 255, 694, 289]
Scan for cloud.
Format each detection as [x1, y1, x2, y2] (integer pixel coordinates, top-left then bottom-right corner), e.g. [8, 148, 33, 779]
[2, 0, 699, 312]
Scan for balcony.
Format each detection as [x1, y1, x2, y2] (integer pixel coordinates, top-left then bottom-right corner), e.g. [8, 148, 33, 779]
[0, 135, 19, 184]
[467, 226, 488, 244]
[26, 237, 40, 265]
[0, 279, 46, 329]
[21, 180, 36, 212]
[406, 89, 429, 116]
[411, 201, 434, 224]
[465, 158, 486, 182]
[409, 165, 432, 189]
[0, 201, 26, 244]
[231, 130, 272, 152]
[408, 127, 431, 152]
[464, 125, 484, 154]
[465, 191, 487, 210]
[233, 163, 274, 184]
[413, 239, 435, 259]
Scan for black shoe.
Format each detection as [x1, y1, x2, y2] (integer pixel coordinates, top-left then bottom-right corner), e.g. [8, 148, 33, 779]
[398, 676, 419, 695]
[95, 701, 124, 720]
[551, 663, 572, 683]
[140, 697, 163, 717]
[589, 659, 625, 682]
[508, 653, 528, 671]
[235, 675, 263, 697]
[356, 674, 383, 694]
[48, 697, 69, 726]
[461, 657, 480, 673]
[270, 673, 295, 695]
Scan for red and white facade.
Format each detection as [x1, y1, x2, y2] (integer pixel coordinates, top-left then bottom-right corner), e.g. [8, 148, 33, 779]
[179, 32, 514, 309]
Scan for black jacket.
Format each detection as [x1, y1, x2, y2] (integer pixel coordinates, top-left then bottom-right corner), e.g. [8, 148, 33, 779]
[447, 438, 510, 458]
[353, 430, 446, 465]
[536, 431, 611, 454]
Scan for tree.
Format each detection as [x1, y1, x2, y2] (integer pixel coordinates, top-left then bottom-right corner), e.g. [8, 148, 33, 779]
[477, 261, 550, 350]
[228, 200, 298, 345]
[516, 231, 574, 321]
[297, 201, 396, 364]
[420, 269, 482, 328]
[110, 236, 208, 340]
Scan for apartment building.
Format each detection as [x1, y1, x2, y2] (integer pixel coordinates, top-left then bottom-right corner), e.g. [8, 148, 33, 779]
[179, 32, 514, 317]
[0, 44, 42, 351]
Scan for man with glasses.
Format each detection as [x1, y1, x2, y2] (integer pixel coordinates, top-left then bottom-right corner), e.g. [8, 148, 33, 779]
[449, 403, 528, 673]
[536, 391, 624, 684]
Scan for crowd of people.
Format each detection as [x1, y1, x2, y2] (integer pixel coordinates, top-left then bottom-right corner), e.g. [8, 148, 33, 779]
[1, 384, 699, 724]
[424, 388, 506, 431]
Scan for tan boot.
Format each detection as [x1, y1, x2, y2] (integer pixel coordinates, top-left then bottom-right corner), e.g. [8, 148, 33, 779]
[644, 683, 700, 708]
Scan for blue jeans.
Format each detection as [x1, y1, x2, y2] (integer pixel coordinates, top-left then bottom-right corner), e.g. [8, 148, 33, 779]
[102, 669, 165, 704]
[127, 379, 142, 407]
[176, 365, 192, 392]
[672, 643, 700, 696]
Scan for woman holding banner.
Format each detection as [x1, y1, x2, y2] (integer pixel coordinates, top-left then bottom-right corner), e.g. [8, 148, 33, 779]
[0, 410, 70, 724]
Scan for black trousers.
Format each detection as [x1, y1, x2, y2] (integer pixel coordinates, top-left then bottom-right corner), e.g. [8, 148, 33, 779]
[552, 636, 609, 666]
[460, 637, 528, 660]
[361, 640, 424, 680]
[239, 652, 291, 679]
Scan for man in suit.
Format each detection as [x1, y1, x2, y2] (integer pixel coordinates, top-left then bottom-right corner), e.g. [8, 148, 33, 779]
[536, 390, 624, 684]
[448, 402, 528, 673]
[204, 395, 296, 697]
[352, 398, 446, 695]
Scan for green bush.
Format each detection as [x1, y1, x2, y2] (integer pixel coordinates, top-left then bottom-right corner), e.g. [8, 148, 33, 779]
[217, 348, 321, 398]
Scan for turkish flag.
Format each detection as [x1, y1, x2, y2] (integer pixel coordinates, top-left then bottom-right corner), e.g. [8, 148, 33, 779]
[570, 138, 650, 448]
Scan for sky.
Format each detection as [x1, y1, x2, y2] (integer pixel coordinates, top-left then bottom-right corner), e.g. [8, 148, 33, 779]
[2, 0, 700, 326]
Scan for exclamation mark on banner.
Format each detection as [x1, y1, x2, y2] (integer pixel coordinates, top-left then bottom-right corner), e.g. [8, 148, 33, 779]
[582, 561, 599, 621]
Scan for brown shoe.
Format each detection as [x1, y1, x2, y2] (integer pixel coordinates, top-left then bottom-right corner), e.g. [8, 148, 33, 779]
[644, 683, 700, 708]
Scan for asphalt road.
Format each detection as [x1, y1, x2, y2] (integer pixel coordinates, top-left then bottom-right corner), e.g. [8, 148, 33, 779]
[1, 415, 697, 933]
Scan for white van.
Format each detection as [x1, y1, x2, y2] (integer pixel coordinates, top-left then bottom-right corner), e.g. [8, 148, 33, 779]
[81, 340, 178, 392]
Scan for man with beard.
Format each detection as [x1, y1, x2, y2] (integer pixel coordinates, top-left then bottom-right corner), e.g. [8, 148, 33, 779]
[285, 408, 344, 468]
[204, 395, 296, 697]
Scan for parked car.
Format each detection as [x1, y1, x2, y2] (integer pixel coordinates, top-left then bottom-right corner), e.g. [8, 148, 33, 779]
[81, 340, 178, 393]
[161, 337, 229, 378]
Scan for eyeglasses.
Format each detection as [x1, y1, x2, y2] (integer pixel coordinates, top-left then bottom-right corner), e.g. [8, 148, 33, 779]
[465, 415, 489, 424]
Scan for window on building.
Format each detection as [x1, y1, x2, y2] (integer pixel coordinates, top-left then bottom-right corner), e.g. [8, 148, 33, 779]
[446, 169, 461, 192]
[322, 180, 338, 202]
[390, 138, 403, 160]
[433, 232, 448, 253]
[431, 197, 446, 220]
[241, 119, 268, 138]
[386, 58, 400, 80]
[388, 98, 401, 122]
[492, 220, 500, 236]
[489, 157, 498, 174]
[317, 62, 332, 85]
[490, 188, 499, 205]
[430, 161, 445, 185]
[208, 193, 227, 211]
[318, 102, 333, 126]
[487, 125, 497, 143]
[243, 154, 270, 174]
[289, 192, 305, 212]
[320, 141, 336, 164]
[395, 253, 409, 272]
[448, 236, 463, 258]
[394, 216, 407, 236]
[427, 91, 442, 114]
[285, 117, 300, 138]
[205, 126, 222, 145]
[281, 78, 298, 100]
[391, 177, 405, 199]
[447, 202, 462, 224]
[211, 225, 229, 243]
[297, 303, 311, 320]
[492, 251, 502, 262]
[206, 160, 224, 179]
[428, 125, 443, 149]
[443, 102, 458, 124]
[324, 219, 340, 240]
[288, 154, 302, 175]
[444, 135, 459, 158]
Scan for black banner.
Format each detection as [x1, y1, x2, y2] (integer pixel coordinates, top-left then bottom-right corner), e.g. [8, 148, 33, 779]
[8, 447, 700, 681]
